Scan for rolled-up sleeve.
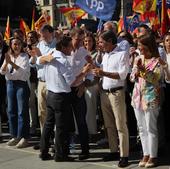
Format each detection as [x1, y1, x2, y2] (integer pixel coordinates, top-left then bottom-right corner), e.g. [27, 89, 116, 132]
[59, 60, 75, 86]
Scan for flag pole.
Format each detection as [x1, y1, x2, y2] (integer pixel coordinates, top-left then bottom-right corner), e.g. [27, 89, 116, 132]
[68, 0, 72, 7]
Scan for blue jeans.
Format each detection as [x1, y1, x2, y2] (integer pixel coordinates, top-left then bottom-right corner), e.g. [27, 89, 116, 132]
[7, 80, 30, 139]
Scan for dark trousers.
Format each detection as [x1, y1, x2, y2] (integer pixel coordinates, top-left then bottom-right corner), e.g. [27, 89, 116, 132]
[0, 77, 6, 117]
[40, 91, 74, 158]
[162, 83, 170, 141]
[126, 75, 137, 138]
[71, 87, 89, 153]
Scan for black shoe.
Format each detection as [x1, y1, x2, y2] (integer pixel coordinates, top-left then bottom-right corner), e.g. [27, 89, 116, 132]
[78, 153, 89, 160]
[33, 144, 40, 150]
[54, 155, 74, 162]
[39, 153, 52, 161]
[118, 157, 129, 168]
[0, 136, 3, 143]
[103, 152, 119, 161]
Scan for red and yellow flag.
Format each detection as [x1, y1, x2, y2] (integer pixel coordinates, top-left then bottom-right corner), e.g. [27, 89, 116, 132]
[167, 8, 170, 19]
[31, 8, 35, 31]
[161, 0, 169, 36]
[133, 0, 156, 15]
[34, 11, 51, 31]
[20, 18, 30, 36]
[4, 16, 10, 42]
[60, 7, 86, 26]
[117, 17, 124, 33]
[149, 14, 160, 31]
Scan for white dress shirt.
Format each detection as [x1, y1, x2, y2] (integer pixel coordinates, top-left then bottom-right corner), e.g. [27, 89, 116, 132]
[117, 40, 130, 52]
[0, 53, 30, 82]
[30, 38, 57, 81]
[101, 47, 129, 90]
[165, 53, 170, 83]
[44, 50, 75, 93]
[68, 46, 93, 86]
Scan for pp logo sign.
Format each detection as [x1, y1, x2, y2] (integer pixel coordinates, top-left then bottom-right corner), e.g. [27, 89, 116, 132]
[86, 0, 104, 11]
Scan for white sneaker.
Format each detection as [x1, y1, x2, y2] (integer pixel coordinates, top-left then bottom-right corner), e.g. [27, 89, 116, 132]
[16, 138, 28, 148]
[7, 138, 20, 146]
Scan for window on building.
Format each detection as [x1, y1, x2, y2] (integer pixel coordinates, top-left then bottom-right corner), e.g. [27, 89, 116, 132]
[43, 0, 50, 5]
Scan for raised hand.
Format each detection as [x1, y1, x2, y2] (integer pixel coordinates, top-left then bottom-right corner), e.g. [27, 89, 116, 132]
[92, 67, 103, 77]
[5, 52, 11, 63]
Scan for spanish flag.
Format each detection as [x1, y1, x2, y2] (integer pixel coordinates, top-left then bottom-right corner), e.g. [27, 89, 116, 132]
[60, 7, 86, 26]
[31, 8, 35, 31]
[133, 0, 156, 15]
[20, 18, 31, 36]
[4, 16, 10, 42]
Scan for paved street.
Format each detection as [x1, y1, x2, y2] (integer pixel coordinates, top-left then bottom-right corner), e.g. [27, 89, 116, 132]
[0, 137, 170, 169]
[0, 124, 170, 169]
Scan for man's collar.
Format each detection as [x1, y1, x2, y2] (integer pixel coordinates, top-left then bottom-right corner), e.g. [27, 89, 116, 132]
[106, 45, 119, 55]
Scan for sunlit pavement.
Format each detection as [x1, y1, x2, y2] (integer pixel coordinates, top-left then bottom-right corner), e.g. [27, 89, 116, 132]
[0, 124, 170, 169]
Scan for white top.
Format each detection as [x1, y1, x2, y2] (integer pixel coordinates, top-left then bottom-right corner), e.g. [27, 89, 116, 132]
[68, 46, 93, 86]
[44, 50, 75, 93]
[165, 53, 170, 83]
[30, 38, 56, 81]
[101, 47, 129, 90]
[0, 53, 30, 82]
[166, 53, 170, 72]
[117, 40, 130, 52]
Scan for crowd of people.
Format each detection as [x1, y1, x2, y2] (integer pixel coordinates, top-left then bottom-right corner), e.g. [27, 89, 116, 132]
[0, 21, 170, 168]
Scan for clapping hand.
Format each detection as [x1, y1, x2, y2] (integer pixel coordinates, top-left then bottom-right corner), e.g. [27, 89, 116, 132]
[27, 47, 42, 57]
[5, 52, 11, 63]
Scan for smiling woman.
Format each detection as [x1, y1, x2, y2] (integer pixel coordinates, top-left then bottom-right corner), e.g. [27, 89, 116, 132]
[130, 33, 162, 168]
[0, 37, 30, 148]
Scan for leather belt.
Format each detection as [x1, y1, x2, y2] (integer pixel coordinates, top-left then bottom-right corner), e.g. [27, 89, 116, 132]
[102, 86, 123, 93]
[38, 79, 45, 82]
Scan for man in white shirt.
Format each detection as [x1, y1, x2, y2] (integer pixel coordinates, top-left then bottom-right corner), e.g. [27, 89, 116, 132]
[93, 30, 129, 167]
[69, 27, 91, 160]
[37, 36, 92, 161]
[29, 25, 57, 134]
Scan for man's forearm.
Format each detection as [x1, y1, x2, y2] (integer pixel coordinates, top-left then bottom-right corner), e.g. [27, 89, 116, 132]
[101, 71, 120, 79]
